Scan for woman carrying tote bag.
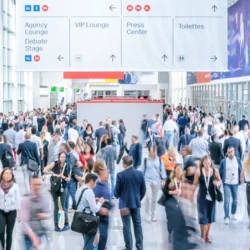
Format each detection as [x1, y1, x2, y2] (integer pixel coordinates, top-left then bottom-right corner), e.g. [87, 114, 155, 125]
[74, 173, 105, 250]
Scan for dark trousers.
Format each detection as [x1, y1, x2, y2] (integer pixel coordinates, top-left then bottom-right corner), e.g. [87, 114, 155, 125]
[98, 217, 109, 250]
[0, 210, 17, 250]
[121, 208, 143, 250]
[40, 157, 48, 176]
[65, 179, 77, 210]
[51, 188, 68, 225]
[247, 185, 250, 218]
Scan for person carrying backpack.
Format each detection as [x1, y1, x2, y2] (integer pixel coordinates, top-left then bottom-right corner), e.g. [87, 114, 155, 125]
[0, 135, 14, 171]
[141, 145, 166, 222]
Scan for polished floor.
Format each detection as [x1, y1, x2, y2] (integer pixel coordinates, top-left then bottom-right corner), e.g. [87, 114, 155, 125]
[9, 151, 250, 250]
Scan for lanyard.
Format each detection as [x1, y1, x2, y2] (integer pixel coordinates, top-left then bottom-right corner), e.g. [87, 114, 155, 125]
[174, 178, 182, 203]
[202, 168, 211, 194]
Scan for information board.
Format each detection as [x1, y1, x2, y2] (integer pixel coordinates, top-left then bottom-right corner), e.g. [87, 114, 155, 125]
[16, 0, 228, 71]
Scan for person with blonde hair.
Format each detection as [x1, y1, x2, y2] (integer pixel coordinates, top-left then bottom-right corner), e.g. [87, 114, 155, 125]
[193, 156, 221, 243]
[93, 159, 110, 250]
[161, 146, 177, 178]
[241, 151, 250, 227]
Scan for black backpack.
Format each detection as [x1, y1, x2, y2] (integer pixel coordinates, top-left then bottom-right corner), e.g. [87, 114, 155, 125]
[1, 149, 14, 168]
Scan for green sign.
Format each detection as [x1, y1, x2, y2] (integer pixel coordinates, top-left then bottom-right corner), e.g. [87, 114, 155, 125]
[51, 86, 57, 92]
[76, 89, 80, 93]
[59, 87, 64, 92]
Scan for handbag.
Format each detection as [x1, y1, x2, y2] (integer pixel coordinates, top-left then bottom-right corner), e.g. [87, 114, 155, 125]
[50, 163, 66, 192]
[71, 188, 100, 236]
[158, 193, 167, 206]
[214, 186, 223, 202]
[213, 168, 223, 202]
[24, 148, 39, 172]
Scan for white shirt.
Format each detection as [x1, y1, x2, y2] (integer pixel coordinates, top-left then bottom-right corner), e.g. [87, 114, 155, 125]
[225, 157, 239, 185]
[213, 123, 225, 137]
[15, 129, 26, 147]
[68, 128, 78, 144]
[234, 132, 246, 153]
[31, 135, 42, 156]
[163, 120, 178, 133]
[0, 183, 21, 212]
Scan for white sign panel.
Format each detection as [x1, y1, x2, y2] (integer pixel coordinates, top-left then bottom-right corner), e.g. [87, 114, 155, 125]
[16, 0, 228, 71]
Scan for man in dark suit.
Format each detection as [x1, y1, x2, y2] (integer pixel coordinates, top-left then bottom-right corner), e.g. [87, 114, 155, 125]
[178, 127, 193, 152]
[124, 136, 142, 169]
[223, 130, 242, 159]
[229, 115, 237, 129]
[209, 134, 224, 167]
[239, 114, 249, 131]
[114, 155, 146, 250]
[95, 121, 108, 153]
[177, 113, 188, 136]
[17, 132, 41, 193]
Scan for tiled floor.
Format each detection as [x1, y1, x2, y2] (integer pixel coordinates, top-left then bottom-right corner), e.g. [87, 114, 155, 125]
[9, 151, 250, 250]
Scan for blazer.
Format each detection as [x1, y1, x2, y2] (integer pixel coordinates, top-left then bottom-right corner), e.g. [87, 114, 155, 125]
[178, 134, 193, 151]
[114, 167, 146, 209]
[17, 140, 41, 166]
[125, 143, 142, 168]
[219, 157, 242, 184]
[223, 136, 242, 159]
[209, 141, 224, 165]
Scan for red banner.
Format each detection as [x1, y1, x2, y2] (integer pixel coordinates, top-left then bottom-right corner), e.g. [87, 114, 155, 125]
[63, 72, 124, 79]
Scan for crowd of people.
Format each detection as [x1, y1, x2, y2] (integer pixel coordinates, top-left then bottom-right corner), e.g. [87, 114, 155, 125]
[0, 103, 249, 250]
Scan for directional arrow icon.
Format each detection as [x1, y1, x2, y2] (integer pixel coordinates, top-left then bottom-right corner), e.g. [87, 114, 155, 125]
[211, 55, 217, 62]
[212, 5, 218, 12]
[162, 55, 168, 62]
[110, 55, 116, 61]
[58, 55, 64, 61]
[110, 5, 116, 11]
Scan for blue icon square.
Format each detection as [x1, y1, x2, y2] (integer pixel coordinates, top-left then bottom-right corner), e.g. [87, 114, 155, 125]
[33, 5, 40, 11]
[25, 5, 32, 12]
[25, 55, 32, 62]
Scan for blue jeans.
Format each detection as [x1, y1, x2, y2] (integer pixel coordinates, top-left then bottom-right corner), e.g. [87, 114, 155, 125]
[110, 172, 115, 196]
[223, 184, 238, 219]
[24, 233, 49, 250]
[121, 208, 143, 250]
[65, 179, 77, 210]
[165, 132, 174, 148]
[83, 234, 95, 250]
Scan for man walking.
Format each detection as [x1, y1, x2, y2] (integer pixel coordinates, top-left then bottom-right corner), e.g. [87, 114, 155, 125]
[209, 134, 224, 168]
[219, 146, 242, 225]
[101, 138, 117, 197]
[188, 130, 209, 161]
[114, 155, 146, 250]
[124, 136, 142, 169]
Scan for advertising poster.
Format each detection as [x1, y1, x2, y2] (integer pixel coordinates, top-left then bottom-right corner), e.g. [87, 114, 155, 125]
[212, 0, 250, 79]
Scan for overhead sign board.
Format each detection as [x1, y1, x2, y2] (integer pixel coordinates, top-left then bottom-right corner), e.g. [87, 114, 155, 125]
[16, 0, 228, 72]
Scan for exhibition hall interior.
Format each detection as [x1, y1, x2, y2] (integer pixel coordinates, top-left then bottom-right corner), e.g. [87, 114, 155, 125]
[1, 0, 250, 250]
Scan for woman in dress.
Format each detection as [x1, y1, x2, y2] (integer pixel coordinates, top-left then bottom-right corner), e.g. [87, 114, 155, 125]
[192, 155, 221, 243]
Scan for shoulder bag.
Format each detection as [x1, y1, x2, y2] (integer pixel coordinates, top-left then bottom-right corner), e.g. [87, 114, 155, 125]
[24, 145, 39, 172]
[71, 188, 100, 236]
[213, 168, 223, 202]
[50, 163, 66, 192]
